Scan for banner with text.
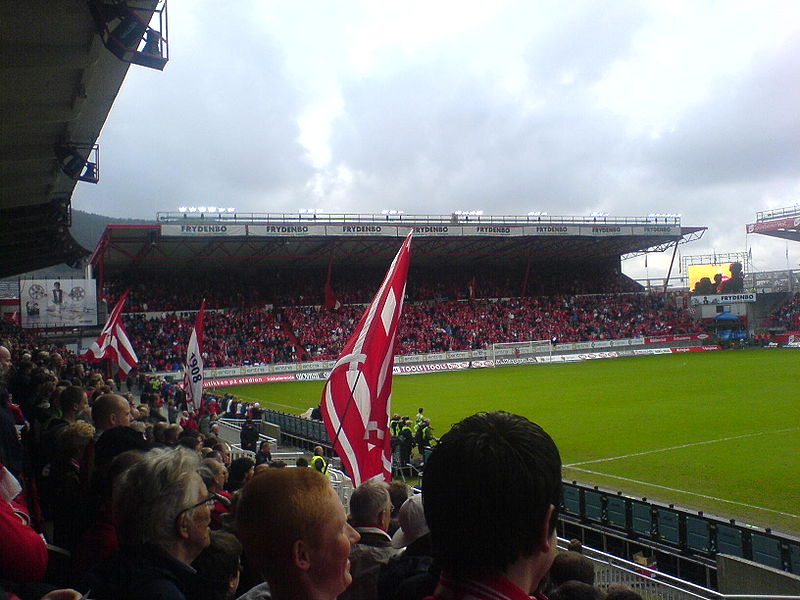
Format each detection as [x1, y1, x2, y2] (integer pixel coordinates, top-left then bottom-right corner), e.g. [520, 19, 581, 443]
[162, 224, 247, 236]
[689, 293, 756, 305]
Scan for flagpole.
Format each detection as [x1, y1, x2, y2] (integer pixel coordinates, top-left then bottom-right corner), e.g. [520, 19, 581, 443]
[328, 368, 365, 451]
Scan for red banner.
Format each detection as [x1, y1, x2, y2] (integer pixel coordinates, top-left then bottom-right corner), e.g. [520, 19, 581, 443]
[203, 374, 296, 387]
[746, 217, 800, 234]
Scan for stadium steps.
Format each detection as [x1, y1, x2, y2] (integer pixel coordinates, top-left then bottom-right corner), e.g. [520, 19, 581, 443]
[281, 322, 311, 360]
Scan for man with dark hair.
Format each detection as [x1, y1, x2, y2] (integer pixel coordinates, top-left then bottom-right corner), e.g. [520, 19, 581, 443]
[240, 417, 259, 452]
[720, 262, 744, 293]
[547, 551, 594, 587]
[422, 411, 562, 600]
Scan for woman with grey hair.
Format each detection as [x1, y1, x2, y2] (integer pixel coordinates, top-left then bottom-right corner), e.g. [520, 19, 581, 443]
[88, 447, 214, 599]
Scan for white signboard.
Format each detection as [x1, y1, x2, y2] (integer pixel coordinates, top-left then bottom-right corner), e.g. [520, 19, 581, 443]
[20, 278, 98, 328]
[523, 225, 581, 236]
[161, 224, 247, 236]
[248, 224, 328, 236]
[579, 225, 634, 236]
[332, 224, 398, 236]
[690, 293, 757, 305]
[461, 225, 526, 237]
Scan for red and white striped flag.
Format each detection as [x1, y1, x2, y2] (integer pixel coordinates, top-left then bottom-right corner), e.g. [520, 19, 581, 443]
[82, 291, 138, 378]
[321, 231, 412, 486]
[184, 300, 205, 410]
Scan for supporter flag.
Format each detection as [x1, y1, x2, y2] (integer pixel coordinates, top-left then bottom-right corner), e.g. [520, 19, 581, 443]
[82, 291, 137, 378]
[321, 231, 413, 486]
[184, 300, 206, 410]
[323, 257, 341, 310]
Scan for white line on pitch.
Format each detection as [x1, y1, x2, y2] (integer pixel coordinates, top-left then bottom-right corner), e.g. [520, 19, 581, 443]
[564, 427, 800, 468]
[566, 467, 800, 520]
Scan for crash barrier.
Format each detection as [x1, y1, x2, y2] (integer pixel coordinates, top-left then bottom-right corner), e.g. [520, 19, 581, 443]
[560, 481, 800, 581]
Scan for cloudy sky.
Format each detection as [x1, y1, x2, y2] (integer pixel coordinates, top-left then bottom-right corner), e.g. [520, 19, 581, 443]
[73, 0, 800, 281]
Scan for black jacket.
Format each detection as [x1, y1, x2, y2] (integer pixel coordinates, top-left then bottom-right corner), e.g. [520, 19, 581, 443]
[88, 543, 199, 600]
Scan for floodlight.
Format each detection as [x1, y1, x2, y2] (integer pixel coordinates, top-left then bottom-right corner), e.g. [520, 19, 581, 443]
[54, 143, 100, 183]
[88, 0, 169, 70]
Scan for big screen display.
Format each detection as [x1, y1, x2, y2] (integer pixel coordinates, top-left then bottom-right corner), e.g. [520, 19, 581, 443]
[19, 278, 98, 328]
[688, 263, 744, 294]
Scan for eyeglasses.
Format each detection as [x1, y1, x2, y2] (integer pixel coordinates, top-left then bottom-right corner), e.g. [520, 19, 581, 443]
[177, 493, 220, 518]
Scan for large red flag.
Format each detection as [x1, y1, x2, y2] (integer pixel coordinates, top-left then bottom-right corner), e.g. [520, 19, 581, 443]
[321, 231, 413, 486]
[82, 291, 138, 379]
[184, 300, 205, 410]
[323, 258, 341, 310]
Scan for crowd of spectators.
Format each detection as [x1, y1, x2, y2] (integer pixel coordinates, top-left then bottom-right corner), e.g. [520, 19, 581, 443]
[0, 329, 681, 600]
[103, 264, 641, 313]
[0, 336, 273, 599]
[118, 286, 698, 371]
[126, 308, 297, 372]
[286, 292, 698, 360]
[764, 292, 800, 330]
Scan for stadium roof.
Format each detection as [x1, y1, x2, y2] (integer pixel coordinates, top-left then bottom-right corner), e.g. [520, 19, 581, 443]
[90, 213, 706, 274]
[746, 205, 800, 243]
[0, 1, 153, 277]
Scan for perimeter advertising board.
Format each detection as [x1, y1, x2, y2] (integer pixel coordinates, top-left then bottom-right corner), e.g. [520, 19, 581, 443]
[19, 278, 98, 328]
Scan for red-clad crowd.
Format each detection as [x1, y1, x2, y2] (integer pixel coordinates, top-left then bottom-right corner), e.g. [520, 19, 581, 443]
[126, 308, 296, 372]
[103, 264, 642, 313]
[286, 293, 699, 360]
[765, 292, 800, 330]
[121, 290, 699, 370]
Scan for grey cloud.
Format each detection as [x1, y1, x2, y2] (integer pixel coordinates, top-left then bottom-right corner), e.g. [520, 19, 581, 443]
[524, 0, 649, 88]
[75, 3, 312, 217]
[647, 33, 800, 188]
[328, 49, 637, 216]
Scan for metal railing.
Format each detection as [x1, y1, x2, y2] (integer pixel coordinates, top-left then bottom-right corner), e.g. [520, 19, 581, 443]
[216, 417, 278, 453]
[756, 205, 800, 221]
[156, 211, 681, 226]
[563, 542, 800, 600]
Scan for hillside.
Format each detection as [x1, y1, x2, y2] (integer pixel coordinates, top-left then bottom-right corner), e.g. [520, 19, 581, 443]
[2, 210, 155, 280]
[69, 209, 155, 251]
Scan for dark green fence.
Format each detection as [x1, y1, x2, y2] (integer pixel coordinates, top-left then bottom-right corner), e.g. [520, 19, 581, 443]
[561, 481, 800, 575]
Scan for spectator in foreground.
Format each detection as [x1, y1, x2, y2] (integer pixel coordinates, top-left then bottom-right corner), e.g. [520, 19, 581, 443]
[422, 411, 562, 600]
[549, 580, 604, 600]
[378, 493, 437, 600]
[339, 480, 399, 600]
[88, 447, 213, 600]
[192, 530, 243, 600]
[236, 467, 360, 600]
[545, 551, 595, 592]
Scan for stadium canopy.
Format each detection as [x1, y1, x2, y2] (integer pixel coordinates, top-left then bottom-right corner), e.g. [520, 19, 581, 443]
[90, 212, 706, 277]
[746, 205, 800, 243]
[0, 1, 164, 278]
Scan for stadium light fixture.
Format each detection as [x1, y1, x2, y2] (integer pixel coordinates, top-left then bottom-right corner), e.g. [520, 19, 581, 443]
[381, 209, 405, 215]
[88, 0, 169, 70]
[527, 211, 548, 216]
[178, 207, 187, 213]
[54, 143, 100, 184]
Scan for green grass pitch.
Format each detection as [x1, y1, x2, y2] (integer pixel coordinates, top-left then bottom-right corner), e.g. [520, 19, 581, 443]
[213, 348, 800, 535]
